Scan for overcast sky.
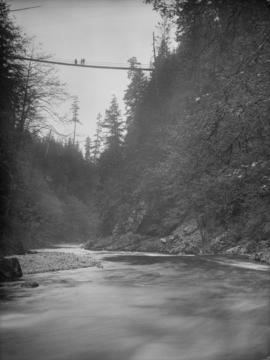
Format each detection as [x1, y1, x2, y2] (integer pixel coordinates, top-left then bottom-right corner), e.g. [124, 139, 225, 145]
[8, 0, 159, 143]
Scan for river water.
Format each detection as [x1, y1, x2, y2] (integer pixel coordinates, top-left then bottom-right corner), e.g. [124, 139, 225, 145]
[0, 246, 269, 360]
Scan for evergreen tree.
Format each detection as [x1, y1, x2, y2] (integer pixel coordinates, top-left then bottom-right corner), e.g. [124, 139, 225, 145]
[92, 113, 103, 162]
[101, 95, 124, 152]
[94, 0, 270, 247]
[84, 136, 91, 162]
[155, 18, 170, 63]
[71, 97, 80, 145]
[124, 57, 148, 129]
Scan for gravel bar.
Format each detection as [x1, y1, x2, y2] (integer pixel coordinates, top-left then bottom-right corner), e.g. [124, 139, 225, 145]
[14, 251, 101, 274]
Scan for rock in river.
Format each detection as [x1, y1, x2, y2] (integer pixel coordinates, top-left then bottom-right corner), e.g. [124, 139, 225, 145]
[0, 257, 23, 281]
[21, 281, 39, 288]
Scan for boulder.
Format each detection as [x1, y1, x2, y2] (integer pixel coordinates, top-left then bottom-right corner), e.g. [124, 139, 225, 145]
[209, 232, 237, 253]
[170, 220, 202, 254]
[0, 257, 23, 281]
[182, 220, 198, 235]
[252, 251, 270, 264]
[225, 245, 247, 256]
[21, 281, 39, 288]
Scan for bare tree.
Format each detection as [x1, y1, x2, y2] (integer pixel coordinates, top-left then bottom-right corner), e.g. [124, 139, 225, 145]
[15, 45, 67, 137]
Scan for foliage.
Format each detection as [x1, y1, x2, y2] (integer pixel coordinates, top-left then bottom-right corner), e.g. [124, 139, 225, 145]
[91, 113, 103, 162]
[15, 49, 66, 136]
[124, 57, 148, 130]
[0, 2, 25, 251]
[101, 95, 124, 152]
[8, 135, 98, 250]
[70, 96, 80, 144]
[84, 136, 91, 161]
[0, 3, 97, 254]
[2, 0, 270, 255]
[93, 0, 270, 251]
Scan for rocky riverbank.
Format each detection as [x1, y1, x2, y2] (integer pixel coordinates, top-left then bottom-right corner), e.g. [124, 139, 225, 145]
[85, 219, 270, 265]
[4, 251, 101, 276]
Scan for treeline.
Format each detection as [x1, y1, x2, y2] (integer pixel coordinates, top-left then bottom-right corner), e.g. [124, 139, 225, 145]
[12, 137, 97, 249]
[90, 0, 270, 253]
[0, 3, 98, 254]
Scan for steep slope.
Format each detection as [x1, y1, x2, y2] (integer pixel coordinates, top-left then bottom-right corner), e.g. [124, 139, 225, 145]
[88, 0, 270, 262]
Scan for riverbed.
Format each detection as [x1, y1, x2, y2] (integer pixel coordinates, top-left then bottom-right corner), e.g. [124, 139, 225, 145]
[0, 246, 269, 360]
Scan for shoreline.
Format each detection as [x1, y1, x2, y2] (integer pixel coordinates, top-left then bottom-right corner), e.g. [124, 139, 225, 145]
[12, 251, 101, 275]
[85, 245, 270, 265]
[4, 246, 269, 279]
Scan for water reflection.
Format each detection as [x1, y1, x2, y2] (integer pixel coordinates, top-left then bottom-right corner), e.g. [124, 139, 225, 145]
[0, 249, 269, 360]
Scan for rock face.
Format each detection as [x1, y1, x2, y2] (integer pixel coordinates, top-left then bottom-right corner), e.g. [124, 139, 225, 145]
[112, 201, 148, 236]
[86, 214, 270, 263]
[158, 220, 202, 255]
[250, 250, 270, 264]
[86, 220, 203, 255]
[225, 245, 248, 256]
[0, 257, 23, 281]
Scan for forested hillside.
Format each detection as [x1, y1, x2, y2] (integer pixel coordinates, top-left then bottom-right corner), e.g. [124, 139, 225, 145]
[87, 0, 270, 261]
[1, 0, 270, 262]
[0, 3, 97, 254]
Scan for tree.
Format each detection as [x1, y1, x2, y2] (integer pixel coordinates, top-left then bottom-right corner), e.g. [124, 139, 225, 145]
[93, 0, 270, 246]
[71, 96, 80, 145]
[0, 2, 26, 252]
[0, 2, 73, 254]
[15, 47, 66, 137]
[142, 0, 270, 245]
[101, 95, 124, 152]
[124, 57, 148, 129]
[95, 97, 125, 233]
[92, 113, 103, 162]
[0, 2, 99, 255]
[155, 17, 171, 63]
[84, 136, 91, 161]
[0, 2, 24, 123]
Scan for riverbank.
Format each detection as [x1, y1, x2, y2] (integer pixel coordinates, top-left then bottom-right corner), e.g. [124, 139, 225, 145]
[85, 229, 270, 265]
[12, 251, 100, 275]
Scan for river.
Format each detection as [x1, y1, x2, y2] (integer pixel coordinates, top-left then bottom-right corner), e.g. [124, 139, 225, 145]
[0, 246, 269, 360]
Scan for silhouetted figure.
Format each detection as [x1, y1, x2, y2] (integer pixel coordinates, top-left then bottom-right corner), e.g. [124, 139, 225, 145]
[74, 59, 78, 65]
[81, 58, 85, 65]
